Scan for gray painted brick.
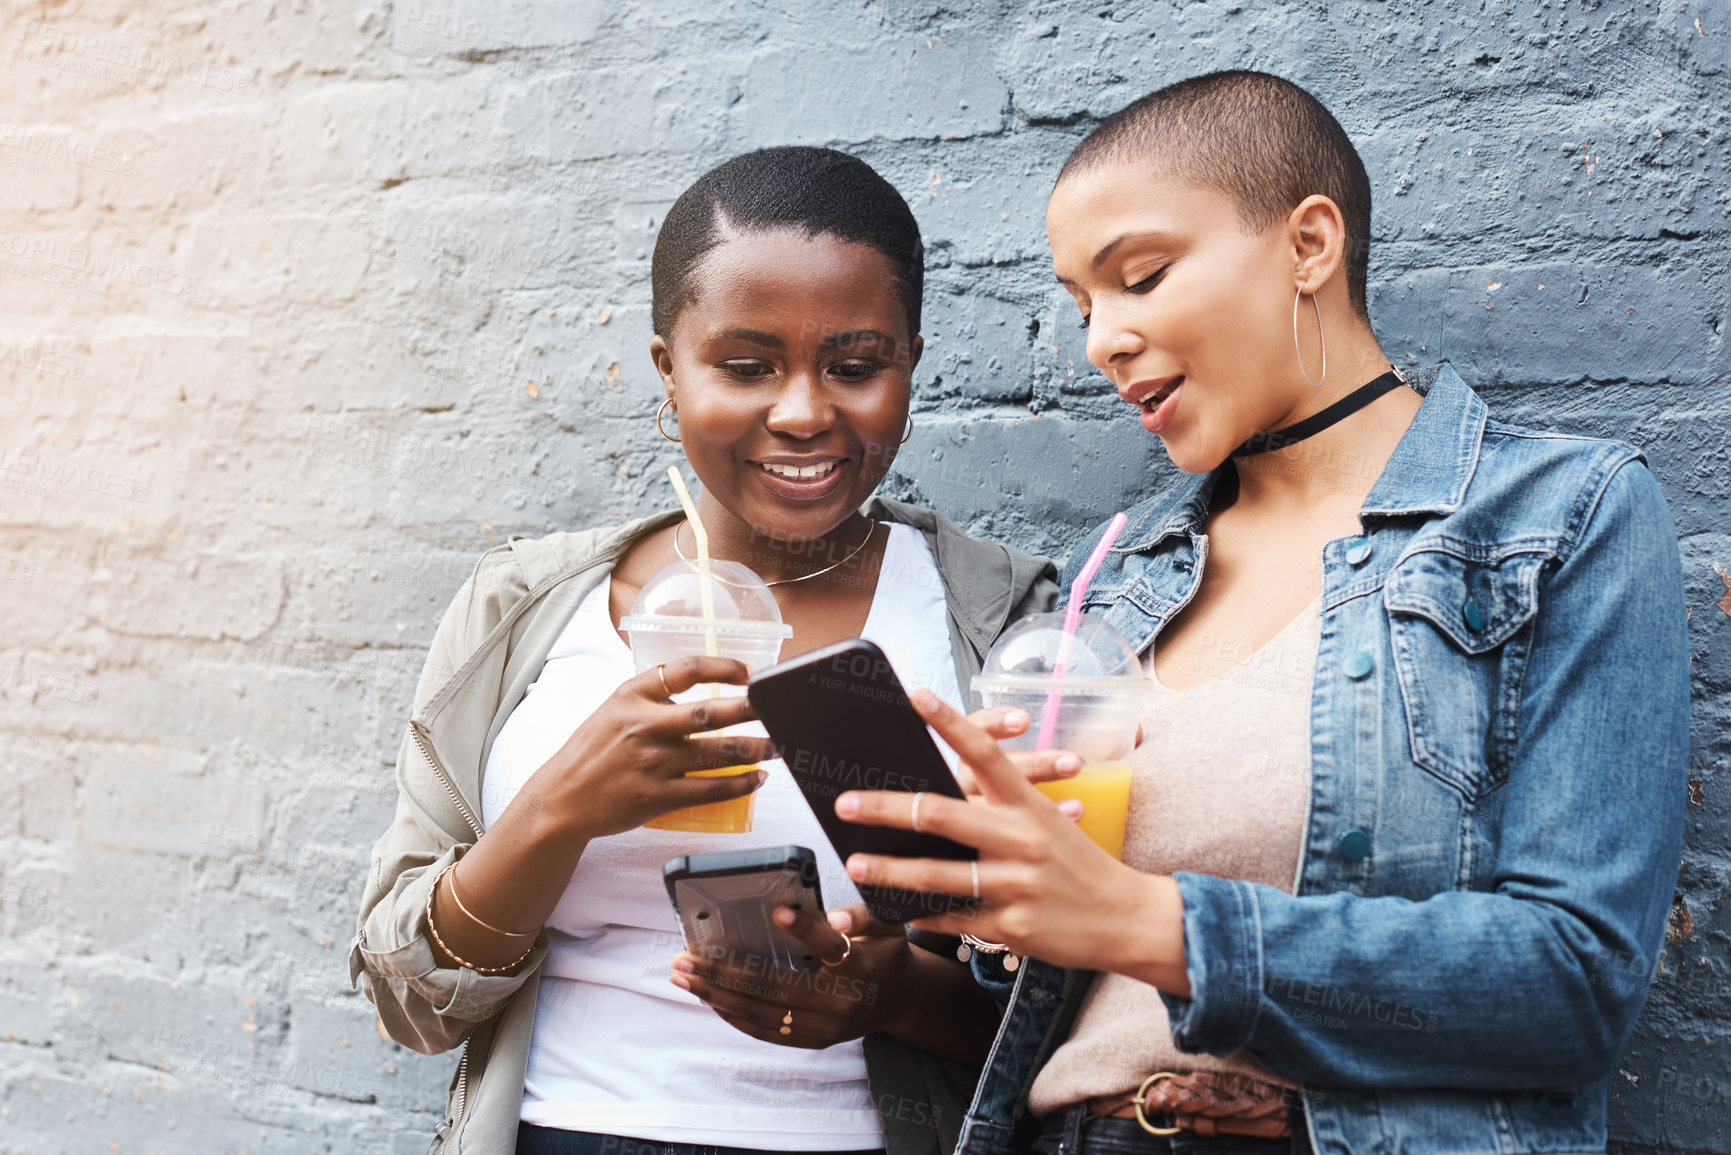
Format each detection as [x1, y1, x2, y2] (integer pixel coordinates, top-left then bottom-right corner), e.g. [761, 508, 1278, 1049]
[745, 36, 1010, 146]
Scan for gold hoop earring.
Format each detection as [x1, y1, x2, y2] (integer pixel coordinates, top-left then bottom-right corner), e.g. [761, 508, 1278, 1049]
[900, 416, 914, 445]
[1293, 288, 1326, 388]
[655, 397, 681, 443]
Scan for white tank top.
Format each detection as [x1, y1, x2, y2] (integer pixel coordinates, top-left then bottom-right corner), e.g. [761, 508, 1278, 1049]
[480, 524, 965, 1150]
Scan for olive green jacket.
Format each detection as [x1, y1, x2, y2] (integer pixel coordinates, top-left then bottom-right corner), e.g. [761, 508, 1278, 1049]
[349, 498, 1059, 1155]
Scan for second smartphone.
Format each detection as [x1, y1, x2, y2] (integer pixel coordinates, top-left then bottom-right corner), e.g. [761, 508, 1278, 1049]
[748, 638, 975, 925]
[663, 845, 826, 972]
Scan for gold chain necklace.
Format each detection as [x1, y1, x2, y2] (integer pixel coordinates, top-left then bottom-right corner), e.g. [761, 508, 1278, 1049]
[673, 519, 878, 587]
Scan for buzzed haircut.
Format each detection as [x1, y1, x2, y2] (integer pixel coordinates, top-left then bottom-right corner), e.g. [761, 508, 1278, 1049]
[651, 146, 925, 338]
[1059, 70, 1373, 320]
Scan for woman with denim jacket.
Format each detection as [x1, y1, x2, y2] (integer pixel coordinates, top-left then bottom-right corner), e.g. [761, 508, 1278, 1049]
[830, 72, 1690, 1155]
[351, 147, 1064, 1155]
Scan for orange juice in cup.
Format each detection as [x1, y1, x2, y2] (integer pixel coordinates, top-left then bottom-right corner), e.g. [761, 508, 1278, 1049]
[1034, 761, 1134, 859]
[621, 557, 792, 833]
[974, 613, 1145, 859]
[647, 765, 760, 832]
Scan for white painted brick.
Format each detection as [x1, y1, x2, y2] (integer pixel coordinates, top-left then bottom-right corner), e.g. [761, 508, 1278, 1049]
[90, 551, 282, 642]
[390, 0, 606, 57]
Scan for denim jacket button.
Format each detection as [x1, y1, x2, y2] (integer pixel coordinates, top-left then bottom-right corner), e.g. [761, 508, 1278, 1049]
[1344, 650, 1375, 679]
[1336, 828, 1371, 861]
[1462, 597, 1486, 633]
[1345, 537, 1373, 565]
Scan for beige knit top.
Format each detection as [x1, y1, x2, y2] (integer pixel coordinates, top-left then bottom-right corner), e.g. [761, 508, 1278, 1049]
[1027, 598, 1320, 1116]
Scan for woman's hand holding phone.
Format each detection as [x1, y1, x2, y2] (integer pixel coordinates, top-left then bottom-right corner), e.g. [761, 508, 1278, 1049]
[670, 903, 915, 1049]
[835, 689, 1190, 994]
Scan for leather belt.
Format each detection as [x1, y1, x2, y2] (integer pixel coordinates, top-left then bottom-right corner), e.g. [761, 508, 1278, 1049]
[1086, 1070, 1296, 1140]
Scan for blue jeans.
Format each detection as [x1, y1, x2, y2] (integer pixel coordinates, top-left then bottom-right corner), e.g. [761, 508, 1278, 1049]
[1029, 1103, 1310, 1155]
[514, 1122, 884, 1155]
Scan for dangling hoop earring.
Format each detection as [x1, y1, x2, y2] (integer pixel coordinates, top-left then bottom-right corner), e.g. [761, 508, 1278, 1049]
[900, 416, 914, 445]
[1293, 288, 1326, 388]
[655, 397, 681, 443]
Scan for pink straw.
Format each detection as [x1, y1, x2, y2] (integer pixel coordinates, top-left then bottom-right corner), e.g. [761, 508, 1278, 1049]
[1036, 512, 1129, 750]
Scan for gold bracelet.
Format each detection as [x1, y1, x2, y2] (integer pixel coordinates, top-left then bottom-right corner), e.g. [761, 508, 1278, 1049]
[425, 863, 535, 975]
[447, 864, 538, 939]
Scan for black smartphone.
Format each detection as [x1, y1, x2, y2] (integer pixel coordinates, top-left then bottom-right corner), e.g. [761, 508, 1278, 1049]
[662, 845, 825, 972]
[748, 638, 975, 925]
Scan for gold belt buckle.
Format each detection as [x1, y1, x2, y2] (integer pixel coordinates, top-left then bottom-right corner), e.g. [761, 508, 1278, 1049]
[1132, 1071, 1183, 1136]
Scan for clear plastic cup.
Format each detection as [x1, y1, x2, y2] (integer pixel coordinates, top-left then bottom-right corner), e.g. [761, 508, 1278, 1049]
[972, 613, 1145, 859]
[621, 558, 792, 833]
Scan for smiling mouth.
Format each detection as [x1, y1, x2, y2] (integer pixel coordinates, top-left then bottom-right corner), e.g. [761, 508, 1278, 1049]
[1126, 377, 1183, 412]
[758, 460, 840, 480]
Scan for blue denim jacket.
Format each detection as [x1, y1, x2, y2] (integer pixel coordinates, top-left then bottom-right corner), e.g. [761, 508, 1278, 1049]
[954, 365, 1689, 1155]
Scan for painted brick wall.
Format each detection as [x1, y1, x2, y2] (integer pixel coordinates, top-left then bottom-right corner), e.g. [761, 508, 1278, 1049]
[1, 1, 1726, 1152]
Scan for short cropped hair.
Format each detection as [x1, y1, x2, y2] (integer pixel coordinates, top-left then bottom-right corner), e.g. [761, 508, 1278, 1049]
[1059, 71, 1373, 319]
[651, 146, 924, 338]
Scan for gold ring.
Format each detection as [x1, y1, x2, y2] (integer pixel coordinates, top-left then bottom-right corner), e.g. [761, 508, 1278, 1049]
[1133, 1071, 1183, 1136]
[655, 663, 672, 699]
[833, 935, 853, 965]
[779, 1010, 793, 1036]
[909, 791, 926, 833]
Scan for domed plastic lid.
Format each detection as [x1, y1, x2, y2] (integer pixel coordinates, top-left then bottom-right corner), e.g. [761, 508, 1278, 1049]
[620, 558, 793, 640]
[972, 611, 1142, 693]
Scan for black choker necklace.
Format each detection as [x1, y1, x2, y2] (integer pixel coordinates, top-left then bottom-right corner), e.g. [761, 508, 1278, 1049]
[1231, 367, 1409, 458]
